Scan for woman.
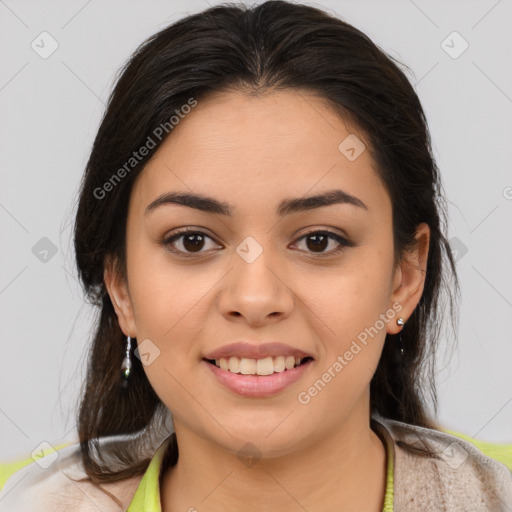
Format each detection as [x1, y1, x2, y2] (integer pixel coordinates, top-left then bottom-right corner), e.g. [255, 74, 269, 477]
[1, 1, 511, 510]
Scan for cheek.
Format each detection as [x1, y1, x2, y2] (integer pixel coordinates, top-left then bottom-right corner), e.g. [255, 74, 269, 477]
[126, 243, 233, 398]
[127, 255, 215, 414]
[130, 271, 211, 359]
[310, 248, 394, 341]
[298, 248, 393, 405]
[296, 272, 389, 419]
[126, 237, 208, 339]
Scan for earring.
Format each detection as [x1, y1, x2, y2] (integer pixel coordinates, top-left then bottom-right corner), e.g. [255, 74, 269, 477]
[396, 317, 405, 355]
[121, 336, 132, 383]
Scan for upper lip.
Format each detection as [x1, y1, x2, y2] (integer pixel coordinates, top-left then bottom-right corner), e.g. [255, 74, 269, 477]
[203, 342, 314, 361]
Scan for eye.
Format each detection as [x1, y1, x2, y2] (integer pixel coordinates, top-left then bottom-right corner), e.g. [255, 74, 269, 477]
[161, 227, 354, 258]
[292, 230, 354, 256]
[162, 228, 221, 256]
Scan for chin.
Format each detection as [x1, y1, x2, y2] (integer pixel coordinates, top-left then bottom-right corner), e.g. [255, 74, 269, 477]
[213, 423, 309, 460]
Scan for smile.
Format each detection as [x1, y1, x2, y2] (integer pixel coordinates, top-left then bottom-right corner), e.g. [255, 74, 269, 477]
[205, 355, 313, 376]
[203, 357, 314, 397]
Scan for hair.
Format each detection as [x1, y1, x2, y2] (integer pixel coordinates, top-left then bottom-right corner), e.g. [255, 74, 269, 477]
[71, 0, 460, 500]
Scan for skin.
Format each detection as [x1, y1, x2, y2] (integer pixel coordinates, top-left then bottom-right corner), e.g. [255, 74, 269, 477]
[105, 88, 430, 511]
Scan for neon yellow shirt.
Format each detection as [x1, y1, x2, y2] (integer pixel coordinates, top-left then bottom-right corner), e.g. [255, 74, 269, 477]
[126, 430, 395, 511]
[0, 431, 395, 511]
[119, 425, 512, 511]
[1, 425, 510, 510]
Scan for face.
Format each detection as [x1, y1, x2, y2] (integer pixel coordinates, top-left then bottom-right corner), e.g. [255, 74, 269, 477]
[106, 89, 429, 458]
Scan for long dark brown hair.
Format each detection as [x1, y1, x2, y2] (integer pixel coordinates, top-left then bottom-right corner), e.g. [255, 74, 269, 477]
[72, 0, 460, 500]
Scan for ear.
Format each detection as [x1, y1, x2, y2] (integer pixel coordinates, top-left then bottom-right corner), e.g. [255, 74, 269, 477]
[103, 255, 137, 338]
[387, 223, 430, 334]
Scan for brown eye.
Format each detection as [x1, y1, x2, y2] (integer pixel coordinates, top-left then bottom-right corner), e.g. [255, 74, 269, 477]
[305, 233, 329, 252]
[181, 233, 206, 252]
[294, 230, 354, 256]
[162, 228, 221, 256]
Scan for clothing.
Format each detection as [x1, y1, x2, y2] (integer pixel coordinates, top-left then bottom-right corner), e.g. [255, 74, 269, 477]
[125, 420, 398, 511]
[1, 415, 511, 511]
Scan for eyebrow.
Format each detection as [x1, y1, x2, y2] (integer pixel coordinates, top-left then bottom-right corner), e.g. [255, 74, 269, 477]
[144, 189, 368, 217]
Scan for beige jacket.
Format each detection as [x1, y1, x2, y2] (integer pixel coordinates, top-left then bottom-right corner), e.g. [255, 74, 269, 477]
[1, 415, 511, 511]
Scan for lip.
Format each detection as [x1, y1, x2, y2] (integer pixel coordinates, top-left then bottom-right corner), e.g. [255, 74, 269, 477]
[203, 358, 314, 398]
[203, 341, 314, 361]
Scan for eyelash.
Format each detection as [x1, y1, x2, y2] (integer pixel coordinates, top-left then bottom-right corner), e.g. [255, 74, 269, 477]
[161, 227, 354, 258]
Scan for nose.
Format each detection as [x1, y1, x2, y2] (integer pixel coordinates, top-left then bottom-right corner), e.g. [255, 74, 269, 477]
[218, 239, 295, 326]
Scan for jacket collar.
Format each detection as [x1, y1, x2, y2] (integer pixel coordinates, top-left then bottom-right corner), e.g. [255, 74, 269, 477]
[372, 414, 512, 511]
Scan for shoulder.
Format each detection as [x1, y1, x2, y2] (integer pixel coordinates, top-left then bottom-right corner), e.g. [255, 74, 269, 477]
[439, 426, 512, 470]
[0, 442, 142, 511]
[374, 416, 512, 511]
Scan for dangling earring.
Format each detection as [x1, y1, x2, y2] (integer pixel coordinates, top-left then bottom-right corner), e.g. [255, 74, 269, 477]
[121, 336, 132, 385]
[396, 317, 405, 355]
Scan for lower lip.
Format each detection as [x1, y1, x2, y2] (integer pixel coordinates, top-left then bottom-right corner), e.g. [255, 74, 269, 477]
[203, 359, 313, 398]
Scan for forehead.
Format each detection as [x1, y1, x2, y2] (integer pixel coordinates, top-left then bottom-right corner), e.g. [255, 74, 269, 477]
[130, 89, 390, 220]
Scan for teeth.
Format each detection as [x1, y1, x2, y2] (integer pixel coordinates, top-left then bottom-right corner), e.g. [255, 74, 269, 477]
[274, 356, 285, 372]
[228, 356, 240, 373]
[214, 355, 307, 375]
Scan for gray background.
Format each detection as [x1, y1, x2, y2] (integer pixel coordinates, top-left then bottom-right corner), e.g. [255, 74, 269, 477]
[1, 0, 511, 461]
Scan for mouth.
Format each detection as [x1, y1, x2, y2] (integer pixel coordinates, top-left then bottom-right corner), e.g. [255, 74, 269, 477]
[203, 355, 314, 376]
[203, 355, 315, 398]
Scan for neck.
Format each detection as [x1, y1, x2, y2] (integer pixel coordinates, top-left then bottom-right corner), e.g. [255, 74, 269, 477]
[161, 408, 387, 512]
